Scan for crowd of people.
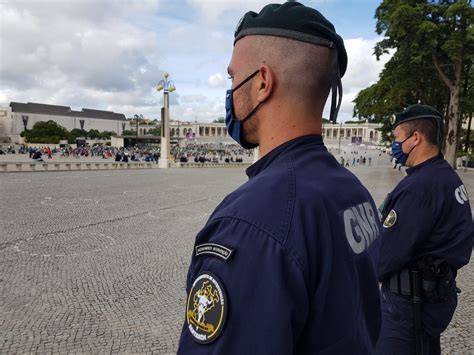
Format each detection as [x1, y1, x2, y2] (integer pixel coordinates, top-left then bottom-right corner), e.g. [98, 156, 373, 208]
[335, 149, 387, 168]
[0, 143, 253, 165]
[173, 143, 251, 164]
[4, 142, 457, 170]
[339, 154, 372, 167]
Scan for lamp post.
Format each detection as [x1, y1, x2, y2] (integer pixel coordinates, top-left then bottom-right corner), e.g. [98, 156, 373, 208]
[156, 72, 176, 168]
[338, 121, 343, 154]
[134, 114, 140, 137]
[22, 115, 29, 132]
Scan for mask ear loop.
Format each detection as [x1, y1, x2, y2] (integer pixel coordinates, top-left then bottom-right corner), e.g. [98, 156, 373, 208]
[233, 69, 260, 92]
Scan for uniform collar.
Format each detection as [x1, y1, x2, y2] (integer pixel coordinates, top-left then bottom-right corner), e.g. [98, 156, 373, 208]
[246, 135, 324, 178]
[406, 154, 443, 175]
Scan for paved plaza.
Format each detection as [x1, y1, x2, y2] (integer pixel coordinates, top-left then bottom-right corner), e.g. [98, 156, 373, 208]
[0, 148, 473, 354]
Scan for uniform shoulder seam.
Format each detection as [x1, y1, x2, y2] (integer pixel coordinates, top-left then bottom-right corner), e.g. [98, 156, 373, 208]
[392, 187, 437, 215]
[211, 215, 305, 274]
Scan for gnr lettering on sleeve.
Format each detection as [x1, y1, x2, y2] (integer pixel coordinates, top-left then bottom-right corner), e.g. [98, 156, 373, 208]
[343, 202, 380, 254]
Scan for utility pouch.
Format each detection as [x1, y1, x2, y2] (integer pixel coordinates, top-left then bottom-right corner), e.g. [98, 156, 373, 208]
[417, 256, 455, 303]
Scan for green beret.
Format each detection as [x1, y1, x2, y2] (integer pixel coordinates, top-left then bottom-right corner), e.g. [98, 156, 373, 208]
[234, 1, 347, 77]
[391, 104, 443, 128]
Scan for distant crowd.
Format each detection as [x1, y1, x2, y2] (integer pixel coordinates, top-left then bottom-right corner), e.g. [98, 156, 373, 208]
[0, 143, 252, 164]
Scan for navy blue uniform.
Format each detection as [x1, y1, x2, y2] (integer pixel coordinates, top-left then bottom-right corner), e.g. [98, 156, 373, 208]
[372, 155, 473, 354]
[178, 135, 381, 354]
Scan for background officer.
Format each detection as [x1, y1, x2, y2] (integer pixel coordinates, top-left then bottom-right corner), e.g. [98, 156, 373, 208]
[372, 104, 473, 354]
[178, 2, 382, 354]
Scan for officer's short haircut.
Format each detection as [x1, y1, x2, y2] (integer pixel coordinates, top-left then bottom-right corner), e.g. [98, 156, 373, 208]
[402, 119, 445, 148]
[248, 35, 332, 109]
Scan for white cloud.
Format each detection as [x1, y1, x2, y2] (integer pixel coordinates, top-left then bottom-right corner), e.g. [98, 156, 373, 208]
[207, 74, 226, 88]
[323, 37, 392, 121]
[0, 1, 390, 125]
[0, 1, 165, 115]
[343, 38, 389, 91]
[187, 0, 277, 23]
[1, 0, 161, 23]
[180, 94, 207, 103]
[170, 96, 225, 123]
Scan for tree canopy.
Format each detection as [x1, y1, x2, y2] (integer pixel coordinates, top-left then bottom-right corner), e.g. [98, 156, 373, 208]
[21, 120, 71, 144]
[353, 0, 473, 166]
[147, 127, 161, 136]
[21, 121, 117, 144]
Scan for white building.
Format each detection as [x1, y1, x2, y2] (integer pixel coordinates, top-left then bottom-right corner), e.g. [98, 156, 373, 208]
[0, 102, 127, 144]
[113, 120, 232, 148]
[166, 120, 383, 145]
[0, 101, 383, 146]
[118, 120, 383, 146]
[169, 120, 230, 143]
[322, 122, 383, 145]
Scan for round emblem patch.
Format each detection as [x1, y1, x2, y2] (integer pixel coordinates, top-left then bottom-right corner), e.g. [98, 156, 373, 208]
[186, 272, 227, 344]
[383, 209, 398, 229]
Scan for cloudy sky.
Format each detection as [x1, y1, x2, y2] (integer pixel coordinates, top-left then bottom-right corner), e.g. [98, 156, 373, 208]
[0, 0, 391, 122]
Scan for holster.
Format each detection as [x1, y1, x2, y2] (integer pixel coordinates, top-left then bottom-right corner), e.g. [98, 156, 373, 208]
[384, 256, 456, 303]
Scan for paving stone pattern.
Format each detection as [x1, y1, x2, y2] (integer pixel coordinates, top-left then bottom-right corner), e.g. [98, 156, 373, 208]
[0, 153, 472, 354]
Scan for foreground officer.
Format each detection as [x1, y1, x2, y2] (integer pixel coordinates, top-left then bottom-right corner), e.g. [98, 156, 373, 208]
[178, 2, 382, 353]
[372, 105, 473, 355]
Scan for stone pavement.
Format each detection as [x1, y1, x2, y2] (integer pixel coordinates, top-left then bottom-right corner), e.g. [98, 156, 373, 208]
[0, 149, 472, 354]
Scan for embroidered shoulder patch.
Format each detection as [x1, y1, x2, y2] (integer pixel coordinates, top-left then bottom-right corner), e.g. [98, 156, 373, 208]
[186, 272, 227, 344]
[195, 243, 233, 262]
[383, 209, 398, 229]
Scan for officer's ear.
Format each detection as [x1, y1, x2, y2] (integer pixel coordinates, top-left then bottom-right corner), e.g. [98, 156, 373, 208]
[256, 64, 275, 103]
[412, 130, 423, 145]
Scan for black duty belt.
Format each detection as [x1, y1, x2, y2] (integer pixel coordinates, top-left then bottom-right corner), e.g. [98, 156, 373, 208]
[384, 260, 458, 303]
[386, 268, 413, 299]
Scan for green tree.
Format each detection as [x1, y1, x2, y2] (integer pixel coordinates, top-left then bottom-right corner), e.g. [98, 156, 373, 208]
[122, 130, 136, 136]
[21, 120, 72, 144]
[148, 127, 161, 136]
[353, 51, 449, 143]
[373, 0, 473, 167]
[460, 58, 473, 151]
[70, 128, 88, 138]
[99, 131, 116, 139]
[88, 129, 100, 139]
[212, 117, 225, 123]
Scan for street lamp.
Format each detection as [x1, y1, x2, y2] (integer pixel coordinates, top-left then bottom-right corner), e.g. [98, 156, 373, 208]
[156, 72, 176, 168]
[338, 121, 343, 154]
[22, 115, 29, 132]
[134, 114, 140, 137]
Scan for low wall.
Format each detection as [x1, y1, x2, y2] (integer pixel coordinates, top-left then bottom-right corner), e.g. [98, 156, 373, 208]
[178, 162, 251, 168]
[0, 161, 251, 172]
[0, 161, 160, 173]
